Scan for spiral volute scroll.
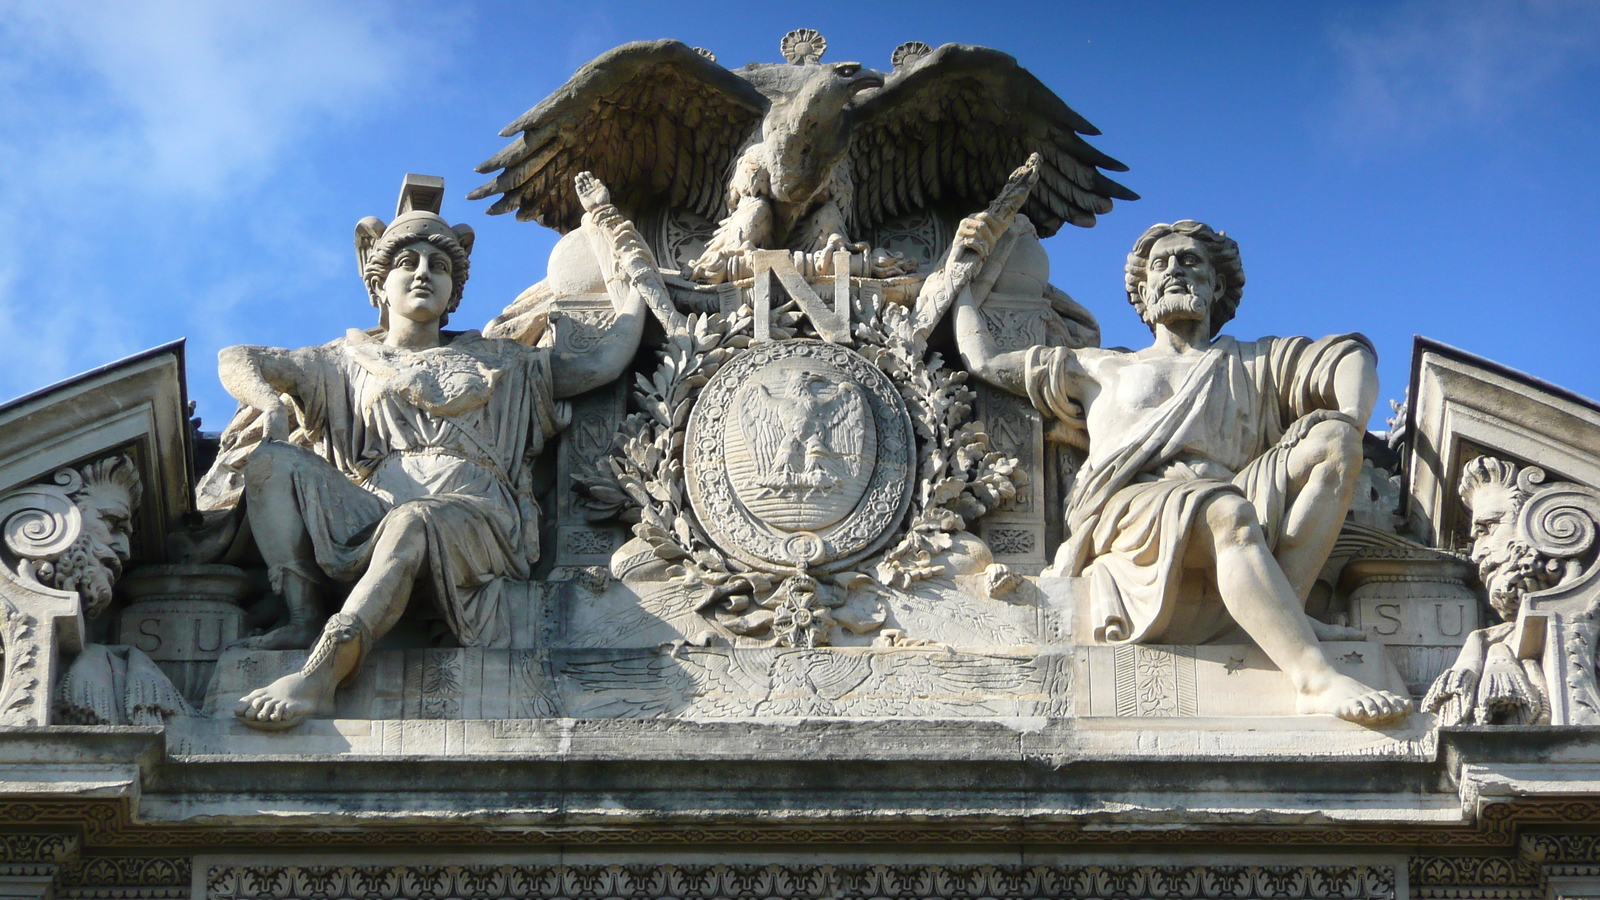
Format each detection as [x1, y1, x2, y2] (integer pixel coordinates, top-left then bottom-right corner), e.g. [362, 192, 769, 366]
[1518, 479, 1600, 561]
[0, 478, 83, 562]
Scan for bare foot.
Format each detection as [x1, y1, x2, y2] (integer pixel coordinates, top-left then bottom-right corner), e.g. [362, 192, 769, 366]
[235, 668, 336, 731]
[227, 618, 322, 651]
[1310, 620, 1366, 641]
[1296, 672, 1411, 726]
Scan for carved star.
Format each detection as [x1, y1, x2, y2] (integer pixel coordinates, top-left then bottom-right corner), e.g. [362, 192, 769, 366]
[1223, 656, 1246, 674]
[1340, 651, 1365, 665]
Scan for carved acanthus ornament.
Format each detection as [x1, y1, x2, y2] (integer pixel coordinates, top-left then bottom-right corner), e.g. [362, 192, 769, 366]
[1423, 456, 1600, 725]
[0, 453, 140, 725]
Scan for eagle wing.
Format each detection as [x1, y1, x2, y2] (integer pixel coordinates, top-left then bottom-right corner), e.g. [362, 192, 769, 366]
[864, 651, 1038, 715]
[560, 648, 771, 718]
[739, 383, 788, 477]
[849, 43, 1138, 237]
[822, 382, 869, 473]
[468, 40, 767, 232]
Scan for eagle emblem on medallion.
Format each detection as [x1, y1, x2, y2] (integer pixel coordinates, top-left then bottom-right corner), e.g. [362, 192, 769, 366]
[686, 340, 914, 573]
[734, 368, 874, 531]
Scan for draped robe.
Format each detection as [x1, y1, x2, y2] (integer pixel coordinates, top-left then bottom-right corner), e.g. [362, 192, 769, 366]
[1025, 334, 1373, 645]
[252, 329, 563, 648]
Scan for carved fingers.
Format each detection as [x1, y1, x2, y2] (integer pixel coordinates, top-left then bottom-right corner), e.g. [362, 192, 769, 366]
[259, 404, 293, 443]
[954, 212, 1004, 261]
[1276, 409, 1359, 452]
[1421, 666, 1478, 722]
[574, 171, 611, 212]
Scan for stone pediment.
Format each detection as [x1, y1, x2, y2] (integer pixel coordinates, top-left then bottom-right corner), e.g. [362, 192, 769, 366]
[4, 27, 1600, 900]
[1406, 336, 1600, 549]
[0, 340, 192, 563]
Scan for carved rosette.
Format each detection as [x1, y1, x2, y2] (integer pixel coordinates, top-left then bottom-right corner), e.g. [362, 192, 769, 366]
[685, 339, 915, 574]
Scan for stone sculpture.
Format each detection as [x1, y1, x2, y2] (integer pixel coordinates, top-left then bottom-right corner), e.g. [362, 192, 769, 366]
[0, 454, 141, 620]
[23, 29, 1469, 729]
[1423, 456, 1588, 725]
[955, 213, 1410, 724]
[0, 453, 195, 725]
[13, 28, 1600, 898]
[214, 173, 649, 729]
[468, 30, 1137, 285]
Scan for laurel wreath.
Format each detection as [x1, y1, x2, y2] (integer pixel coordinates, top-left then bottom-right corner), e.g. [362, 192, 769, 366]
[571, 289, 1025, 640]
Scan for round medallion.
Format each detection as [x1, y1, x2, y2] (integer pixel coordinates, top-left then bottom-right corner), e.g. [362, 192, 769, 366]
[685, 340, 914, 573]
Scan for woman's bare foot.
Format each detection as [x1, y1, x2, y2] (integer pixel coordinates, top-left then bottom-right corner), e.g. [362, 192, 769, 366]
[235, 666, 338, 731]
[1296, 671, 1411, 726]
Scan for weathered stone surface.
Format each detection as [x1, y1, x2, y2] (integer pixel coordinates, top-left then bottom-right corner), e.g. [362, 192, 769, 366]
[7, 26, 1600, 897]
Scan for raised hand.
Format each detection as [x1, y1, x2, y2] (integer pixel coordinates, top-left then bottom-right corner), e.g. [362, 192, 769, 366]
[575, 171, 611, 212]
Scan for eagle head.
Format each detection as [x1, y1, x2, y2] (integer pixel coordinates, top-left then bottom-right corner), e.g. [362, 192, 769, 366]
[803, 62, 884, 116]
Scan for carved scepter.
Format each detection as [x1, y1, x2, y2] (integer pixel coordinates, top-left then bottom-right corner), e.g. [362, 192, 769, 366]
[913, 153, 1041, 339]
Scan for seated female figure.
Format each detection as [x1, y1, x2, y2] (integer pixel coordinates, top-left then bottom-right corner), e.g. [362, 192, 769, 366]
[222, 173, 646, 729]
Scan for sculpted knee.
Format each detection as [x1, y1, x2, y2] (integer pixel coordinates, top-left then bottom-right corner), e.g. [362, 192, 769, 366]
[380, 504, 433, 552]
[243, 441, 298, 494]
[1305, 419, 1363, 481]
[1204, 493, 1264, 550]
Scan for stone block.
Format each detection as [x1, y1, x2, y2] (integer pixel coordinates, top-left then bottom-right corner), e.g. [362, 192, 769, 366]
[117, 564, 251, 706]
[1083, 641, 1409, 718]
[1342, 554, 1480, 696]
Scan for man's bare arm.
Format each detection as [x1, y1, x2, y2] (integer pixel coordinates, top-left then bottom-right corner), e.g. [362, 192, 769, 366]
[953, 284, 1035, 397]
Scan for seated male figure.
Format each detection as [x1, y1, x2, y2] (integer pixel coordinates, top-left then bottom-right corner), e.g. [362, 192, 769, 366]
[955, 215, 1408, 725]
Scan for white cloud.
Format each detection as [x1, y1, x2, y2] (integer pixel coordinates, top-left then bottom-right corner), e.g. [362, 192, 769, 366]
[1, 0, 448, 196]
[1328, 0, 1600, 147]
[0, 0, 462, 408]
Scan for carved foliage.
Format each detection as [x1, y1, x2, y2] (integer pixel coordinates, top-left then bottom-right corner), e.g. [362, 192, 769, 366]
[856, 302, 1023, 588]
[1411, 856, 1544, 900]
[0, 833, 79, 863]
[0, 590, 42, 726]
[206, 862, 1395, 900]
[571, 308, 751, 576]
[56, 855, 190, 890]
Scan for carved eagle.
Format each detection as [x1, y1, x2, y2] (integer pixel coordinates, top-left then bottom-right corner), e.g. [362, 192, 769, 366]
[741, 370, 868, 495]
[560, 646, 1037, 718]
[469, 34, 1137, 277]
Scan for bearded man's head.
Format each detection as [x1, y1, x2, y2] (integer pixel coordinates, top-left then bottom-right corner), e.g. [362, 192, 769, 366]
[1125, 220, 1245, 338]
[1458, 456, 1557, 620]
[55, 455, 140, 619]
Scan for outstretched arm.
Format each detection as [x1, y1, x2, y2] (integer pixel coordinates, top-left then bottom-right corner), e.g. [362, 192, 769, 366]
[953, 284, 1033, 397]
[912, 154, 1040, 339]
[551, 172, 652, 398]
[217, 345, 321, 442]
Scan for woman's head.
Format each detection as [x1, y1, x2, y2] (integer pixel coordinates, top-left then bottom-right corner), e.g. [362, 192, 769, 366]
[355, 212, 474, 326]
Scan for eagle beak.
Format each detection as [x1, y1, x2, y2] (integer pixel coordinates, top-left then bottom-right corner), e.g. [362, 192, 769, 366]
[847, 69, 885, 105]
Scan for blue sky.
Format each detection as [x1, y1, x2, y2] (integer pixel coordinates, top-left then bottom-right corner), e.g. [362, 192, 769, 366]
[1, 1, 1597, 430]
